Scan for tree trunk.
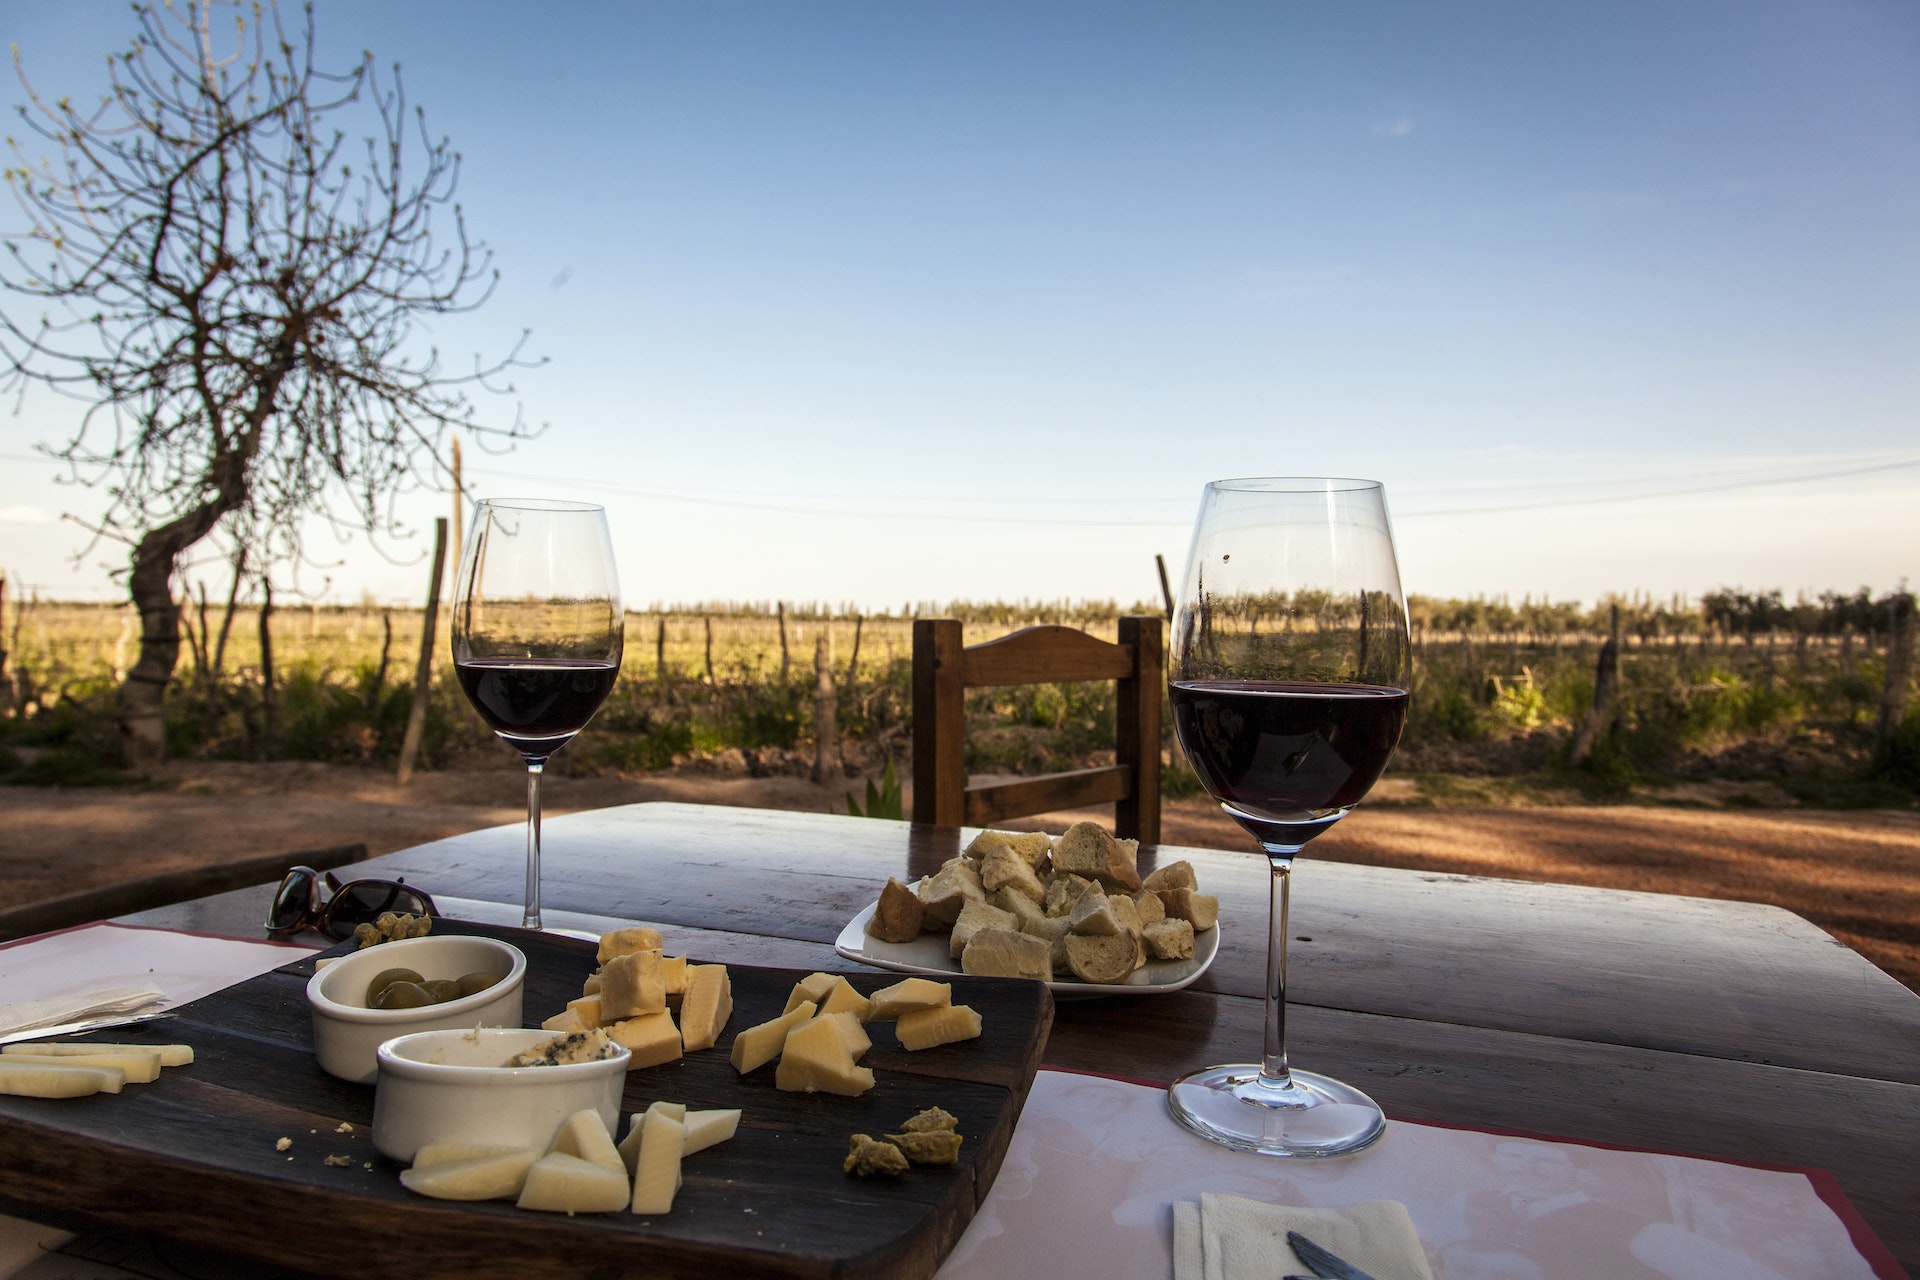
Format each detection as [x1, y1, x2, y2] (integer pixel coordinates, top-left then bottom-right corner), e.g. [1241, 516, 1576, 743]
[1569, 605, 1622, 766]
[0, 571, 12, 715]
[256, 577, 277, 758]
[367, 610, 393, 710]
[118, 512, 220, 765]
[846, 615, 864, 687]
[812, 632, 839, 786]
[1873, 596, 1915, 769]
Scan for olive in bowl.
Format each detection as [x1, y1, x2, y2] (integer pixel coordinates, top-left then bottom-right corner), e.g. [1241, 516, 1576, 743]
[306, 935, 526, 1084]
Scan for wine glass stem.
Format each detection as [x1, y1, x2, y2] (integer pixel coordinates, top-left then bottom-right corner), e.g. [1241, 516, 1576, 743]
[1262, 851, 1299, 1088]
[524, 761, 545, 931]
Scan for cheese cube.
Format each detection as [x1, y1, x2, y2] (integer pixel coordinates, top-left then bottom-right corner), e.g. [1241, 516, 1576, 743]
[545, 1108, 626, 1179]
[783, 972, 839, 1014]
[808, 1010, 872, 1061]
[2, 1042, 193, 1068]
[0, 1061, 123, 1097]
[516, 1152, 630, 1214]
[662, 954, 689, 996]
[607, 1010, 682, 1070]
[729, 1001, 815, 1075]
[895, 1003, 983, 1051]
[540, 1007, 589, 1034]
[775, 1015, 876, 1096]
[566, 995, 604, 1027]
[681, 1108, 741, 1156]
[400, 1149, 539, 1201]
[679, 963, 733, 1052]
[866, 977, 951, 1021]
[599, 950, 666, 1020]
[582, 971, 603, 996]
[817, 975, 871, 1022]
[630, 1111, 684, 1215]
[4, 1050, 162, 1084]
[598, 927, 665, 964]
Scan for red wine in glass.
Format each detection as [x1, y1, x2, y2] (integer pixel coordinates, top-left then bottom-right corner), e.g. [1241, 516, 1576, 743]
[455, 658, 620, 761]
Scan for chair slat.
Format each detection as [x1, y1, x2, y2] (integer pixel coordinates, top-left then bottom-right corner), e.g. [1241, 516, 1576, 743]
[964, 766, 1132, 827]
[961, 625, 1135, 686]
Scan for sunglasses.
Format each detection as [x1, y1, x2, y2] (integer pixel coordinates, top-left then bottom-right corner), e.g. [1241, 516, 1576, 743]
[266, 866, 439, 941]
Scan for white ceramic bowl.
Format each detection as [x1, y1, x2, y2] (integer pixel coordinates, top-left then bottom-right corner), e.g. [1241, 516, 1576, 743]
[306, 935, 526, 1084]
[371, 1027, 630, 1163]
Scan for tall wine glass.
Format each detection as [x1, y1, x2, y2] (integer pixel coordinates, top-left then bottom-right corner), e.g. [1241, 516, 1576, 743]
[1167, 478, 1411, 1156]
[451, 498, 623, 930]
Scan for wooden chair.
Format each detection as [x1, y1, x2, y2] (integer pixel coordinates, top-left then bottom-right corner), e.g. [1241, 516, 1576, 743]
[911, 617, 1161, 842]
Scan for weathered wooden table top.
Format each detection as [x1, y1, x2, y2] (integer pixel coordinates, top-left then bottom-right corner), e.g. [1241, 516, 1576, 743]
[119, 801, 1920, 1270]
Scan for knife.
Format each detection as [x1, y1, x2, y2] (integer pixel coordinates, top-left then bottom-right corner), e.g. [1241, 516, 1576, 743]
[1287, 1230, 1381, 1280]
[0, 1010, 177, 1047]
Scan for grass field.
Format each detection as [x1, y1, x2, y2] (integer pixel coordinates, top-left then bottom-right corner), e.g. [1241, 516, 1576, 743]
[2, 594, 1915, 807]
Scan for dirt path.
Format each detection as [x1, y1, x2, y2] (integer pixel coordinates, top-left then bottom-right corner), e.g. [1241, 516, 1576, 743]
[3, 761, 1916, 993]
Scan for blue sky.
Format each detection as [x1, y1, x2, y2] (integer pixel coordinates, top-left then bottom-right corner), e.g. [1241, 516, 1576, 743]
[2, 1, 1915, 609]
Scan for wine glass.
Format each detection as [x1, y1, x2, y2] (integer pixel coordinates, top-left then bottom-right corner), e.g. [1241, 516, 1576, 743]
[1167, 478, 1411, 1156]
[451, 498, 623, 930]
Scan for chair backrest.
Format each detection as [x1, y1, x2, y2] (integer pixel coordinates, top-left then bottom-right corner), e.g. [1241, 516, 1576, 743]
[911, 616, 1161, 842]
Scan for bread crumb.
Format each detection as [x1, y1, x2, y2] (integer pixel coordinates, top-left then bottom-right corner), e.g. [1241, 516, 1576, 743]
[323, 1154, 352, 1167]
[334, 1122, 354, 1134]
[274, 1137, 292, 1152]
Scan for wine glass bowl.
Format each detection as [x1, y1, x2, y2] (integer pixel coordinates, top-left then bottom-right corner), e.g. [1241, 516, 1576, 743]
[451, 498, 623, 930]
[1167, 478, 1410, 1156]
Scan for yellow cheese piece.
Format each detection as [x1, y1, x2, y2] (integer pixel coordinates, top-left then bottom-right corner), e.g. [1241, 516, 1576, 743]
[729, 1000, 815, 1075]
[599, 950, 666, 1020]
[866, 977, 951, 1021]
[412, 1142, 534, 1169]
[775, 1015, 876, 1096]
[0, 1061, 123, 1097]
[516, 1152, 630, 1214]
[545, 1108, 627, 1179]
[582, 970, 603, 996]
[817, 976, 872, 1022]
[598, 926, 664, 963]
[895, 1003, 983, 1051]
[783, 972, 839, 1015]
[679, 963, 733, 1052]
[607, 1009, 682, 1070]
[566, 995, 604, 1027]
[681, 1108, 740, 1156]
[541, 1007, 589, 1033]
[809, 1010, 872, 1061]
[630, 1110, 684, 1215]
[5, 1050, 162, 1084]
[400, 1149, 539, 1201]
[618, 1102, 688, 1173]
[662, 954, 688, 996]
[2, 1042, 193, 1068]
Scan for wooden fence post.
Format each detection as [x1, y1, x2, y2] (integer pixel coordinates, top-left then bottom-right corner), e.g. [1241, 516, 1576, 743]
[257, 578, 276, 757]
[778, 602, 790, 684]
[846, 615, 864, 687]
[1568, 604, 1622, 766]
[1155, 554, 1175, 622]
[0, 571, 12, 714]
[1873, 595, 1915, 769]
[655, 616, 667, 682]
[703, 616, 717, 687]
[812, 632, 839, 785]
[397, 518, 450, 784]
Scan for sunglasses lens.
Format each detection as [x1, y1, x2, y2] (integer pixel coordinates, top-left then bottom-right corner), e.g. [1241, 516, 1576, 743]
[266, 869, 316, 932]
[318, 881, 433, 940]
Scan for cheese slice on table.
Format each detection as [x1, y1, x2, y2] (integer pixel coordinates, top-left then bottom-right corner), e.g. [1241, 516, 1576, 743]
[400, 1149, 540, 1201]
[2, 1042, 193, 1068]
[816, 975, 872, 1022]
[516, 1152, 630, 1214]
[679, 963, 733, 1052]
[5, 1050, 163, 1084]
[0, 1061, 124, 1098]
[775, 1014, 875, 1096]
[681, 1108, 740, 1156]
[866, 977, 951, 1021]
[808, 1010, 872, 1061]
[895, 1003, 983, 1051]
[662, 954, 689, 997]
[729, 1000, 815, 1074]
[630, 1110, 684, 1215]
[783, 972, 839, 1014]
[607, 1009, 682, 1069]
[545, 1108, 627, 1179]
[412, 1142, 535, 1169]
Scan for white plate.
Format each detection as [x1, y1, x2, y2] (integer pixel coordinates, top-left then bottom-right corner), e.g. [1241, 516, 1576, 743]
[833, 902, 1218, 999]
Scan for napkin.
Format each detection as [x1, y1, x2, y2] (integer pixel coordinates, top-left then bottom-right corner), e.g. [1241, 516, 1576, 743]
[0, 983, 164, 1039]
[1173, 1194, 1433, 1280]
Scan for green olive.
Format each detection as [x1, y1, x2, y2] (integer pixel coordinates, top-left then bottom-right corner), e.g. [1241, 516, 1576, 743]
[418, 979, 464, 1003]
[371, 981, 434, 1010]
[456, 971, 502, 997]
[364, 967, 425, 1007]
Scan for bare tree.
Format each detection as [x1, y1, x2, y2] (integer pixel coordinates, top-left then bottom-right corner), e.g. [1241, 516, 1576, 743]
[1, 1, 535, 764]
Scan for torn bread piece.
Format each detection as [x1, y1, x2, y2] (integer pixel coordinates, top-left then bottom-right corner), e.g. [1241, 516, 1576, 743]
[960, 927, 1053, 981]
[949, 898, 1017, 960]
[867, 876, 925, 943]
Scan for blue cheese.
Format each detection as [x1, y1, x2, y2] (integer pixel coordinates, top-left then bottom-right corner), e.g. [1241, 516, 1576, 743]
[504, 1028, 618, 1068]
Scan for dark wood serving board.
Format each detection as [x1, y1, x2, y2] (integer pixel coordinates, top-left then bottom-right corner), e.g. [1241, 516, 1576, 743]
[0, 922, 1054, 1280]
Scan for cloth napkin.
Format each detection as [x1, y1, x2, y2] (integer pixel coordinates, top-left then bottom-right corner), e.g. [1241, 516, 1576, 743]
[1173, 1194, 1433, 1280]
[0, 983, 164, 1039]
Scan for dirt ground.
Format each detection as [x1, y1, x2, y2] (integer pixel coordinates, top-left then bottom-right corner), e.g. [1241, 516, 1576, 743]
[2, 760, 1916, 994]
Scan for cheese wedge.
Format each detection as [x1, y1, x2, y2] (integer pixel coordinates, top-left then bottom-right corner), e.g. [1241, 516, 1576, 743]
[582, 970, 603, 996]
[2, 1042, 193, 1068]
[566, 995, 604, 1027]
[599, 949, 666, 1020]
[816, 975, 871, 1022]
[606, 1009, 682, 1070]
[412, 1142, 535, 1169]
[895, 1003, 983, 1051]
[540, 1007, 589, 1034]
[516, 1152, 630, 1214]
[630, 1111, 684, 1215]
[866, 977, 951, 1021]
[545, 1108, 626, 1179]
[783, 972, 839, 1014]
[0, 1061, 123, 1098]
[681, 1108, 741, 1156]
[5, 1050, 162, 1084]
[729, 1000, 815, 1075]
[662, 954, 689, 996]
[598, 926, 665, 963]
[400, 1149, 539, 1201]
[808, 1010, 872, 1061]
[679, 963, 733, 1052]
[775, 1014, 875, 1096]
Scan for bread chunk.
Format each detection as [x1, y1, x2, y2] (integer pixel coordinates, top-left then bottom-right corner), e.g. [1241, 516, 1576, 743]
[979, 847, 1046, 902]
[1019, 914, 1072, 971]
[845, 1133, 909, 1176]
[1159, 888, 1220, 932]
[1044, 874, 1094, 918]
[1142, 860, 1197, 893]
[886, 1129, 964, 1165]
[1063, 933, 1135, 985]
[1066, 888, 1120, 937]
[1051, 821, 1117, 879]
[867, 877, 925, 943]
[1132, 889, 1166, 925]
[598, 927, 665, 964]
[960, 927, 1053, 981]
[965, 828, 1053, 868]
[949, 898, 1017, 960]
[900, 1106, 959, 1132]
[917, 860, 985, 927]
[992, 885, 1050, 931]
[1144, 918, 1196, 960]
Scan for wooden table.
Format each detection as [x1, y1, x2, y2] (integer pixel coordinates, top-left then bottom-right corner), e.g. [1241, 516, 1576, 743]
[105, 802, 1920, 1270]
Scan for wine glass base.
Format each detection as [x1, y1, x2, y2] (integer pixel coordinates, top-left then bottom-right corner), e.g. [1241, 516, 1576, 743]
[1167, 1065, 1386, 1157]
